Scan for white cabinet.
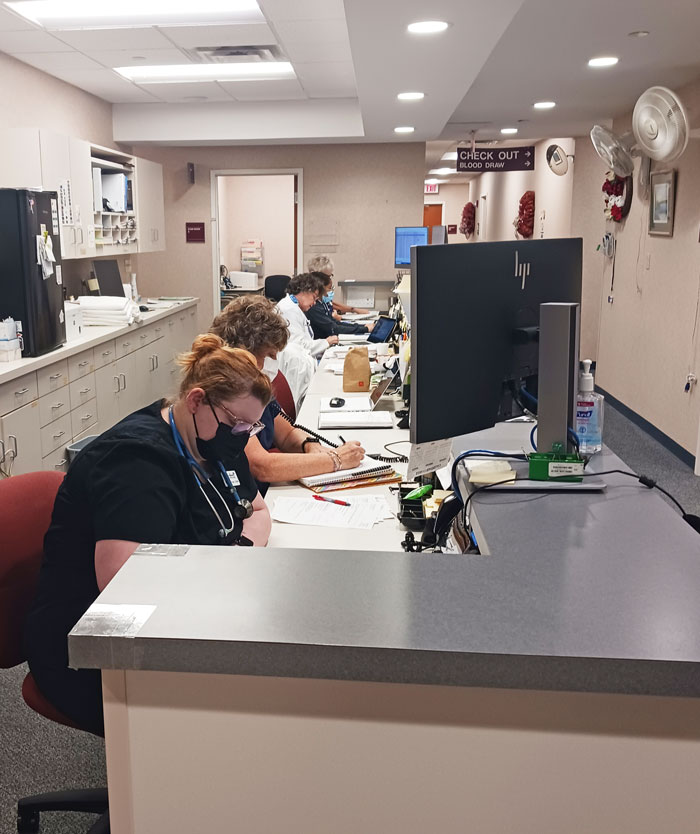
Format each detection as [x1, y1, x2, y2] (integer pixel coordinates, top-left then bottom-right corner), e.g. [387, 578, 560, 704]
[94, 362, 121, 430]
[69, 138, 97, 259]
[1, 400, 42, 476]
[0, 129, 42, 189]
[134, 157, 165, 253]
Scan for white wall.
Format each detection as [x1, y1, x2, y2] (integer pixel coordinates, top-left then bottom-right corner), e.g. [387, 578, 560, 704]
[466, 138, 576, 241]
[217, 175, 295, 276]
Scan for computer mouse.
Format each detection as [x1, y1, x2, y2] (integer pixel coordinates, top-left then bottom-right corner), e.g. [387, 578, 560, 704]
[139, 305, 150, 312]
[329, 397, 345, 408]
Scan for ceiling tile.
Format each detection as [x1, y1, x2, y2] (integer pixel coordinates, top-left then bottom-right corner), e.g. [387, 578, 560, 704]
[55, 27, 174, 51]
[0, 28, 72, 52]
[16, 51, 104, 72]
[88, 48, 188, 69]
[50, 68, 160, 102]
[0, 7, 37, 30]
[139, 81, 234, 102]
[258, 0, 345, 21]
[159, 23, 276, 49]
[295, 61, 356, 98]
[275, 18, 351, 62]
[219, 77, 306, 101]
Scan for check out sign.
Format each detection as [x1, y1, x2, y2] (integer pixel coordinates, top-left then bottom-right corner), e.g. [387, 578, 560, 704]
[456, 146, 535, 173]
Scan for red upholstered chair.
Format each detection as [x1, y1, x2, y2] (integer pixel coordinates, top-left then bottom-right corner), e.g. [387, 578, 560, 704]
[271, 370, 296, 422]
[0, 471, 109, 834]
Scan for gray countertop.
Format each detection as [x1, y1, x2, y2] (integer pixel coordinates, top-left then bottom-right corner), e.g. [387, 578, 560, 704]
[70, 523, 700, 696]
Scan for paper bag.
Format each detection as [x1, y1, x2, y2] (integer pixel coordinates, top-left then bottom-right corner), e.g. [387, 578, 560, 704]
[343, 346, 371, 392]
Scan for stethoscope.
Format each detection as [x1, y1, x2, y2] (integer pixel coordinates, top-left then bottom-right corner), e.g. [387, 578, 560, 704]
[168, 407, 253, 540]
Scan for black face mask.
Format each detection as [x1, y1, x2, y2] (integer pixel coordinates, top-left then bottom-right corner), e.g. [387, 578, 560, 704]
[193, 404, 250, 462]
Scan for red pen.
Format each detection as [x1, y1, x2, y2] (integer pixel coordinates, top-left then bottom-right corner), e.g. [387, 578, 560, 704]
[313, 494, 351, 507]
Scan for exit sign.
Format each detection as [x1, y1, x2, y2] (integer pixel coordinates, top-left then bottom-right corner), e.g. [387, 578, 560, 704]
[424, 183, 439, 194]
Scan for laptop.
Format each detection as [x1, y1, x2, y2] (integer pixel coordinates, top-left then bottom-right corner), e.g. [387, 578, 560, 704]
[336, 316, 397, 345]
[319, 373, 396, 413]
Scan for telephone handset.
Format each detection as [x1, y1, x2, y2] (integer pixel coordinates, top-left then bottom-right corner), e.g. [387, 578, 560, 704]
[269, 401, 408, 464]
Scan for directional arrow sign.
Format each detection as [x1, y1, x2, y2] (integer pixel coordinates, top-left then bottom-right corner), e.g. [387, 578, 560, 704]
[456, 145, 536, 174]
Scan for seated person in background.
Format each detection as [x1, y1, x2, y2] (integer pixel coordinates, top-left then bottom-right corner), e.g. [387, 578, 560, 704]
[24, 334, 271, 735]
[220, 264, 233, 290]
[276, 272, 338, 359]
[211, 297, 365, 494]
[306, 271, 374, 340]
[307, 254, 370, 316]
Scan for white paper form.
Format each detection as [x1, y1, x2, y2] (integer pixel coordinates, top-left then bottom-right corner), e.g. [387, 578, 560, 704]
[272, 496, 393, 530]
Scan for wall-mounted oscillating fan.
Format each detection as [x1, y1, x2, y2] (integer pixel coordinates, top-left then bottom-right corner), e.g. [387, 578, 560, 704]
[590, 86, 690, 191]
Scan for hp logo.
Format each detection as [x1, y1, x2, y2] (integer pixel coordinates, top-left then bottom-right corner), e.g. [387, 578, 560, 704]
[514, 250, 531, 289]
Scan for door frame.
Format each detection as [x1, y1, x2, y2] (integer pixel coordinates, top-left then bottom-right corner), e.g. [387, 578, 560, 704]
[210, 168, 303, 316]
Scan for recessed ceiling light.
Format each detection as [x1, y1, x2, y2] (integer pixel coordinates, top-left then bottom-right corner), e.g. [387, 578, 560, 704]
[407, 20, 449, 34]
[628, 30, 649, 38]
[394, 126, 415, 134]
[441, 151, 458, 161]
[533, 101, 556, 110]
[429, 168, 456, 175]
[6, 0, 262, 29]
[397, 91, 425, 101]
[115, 62, 294, 84]
[588, 56, 619, 67]
[501, 127, 518, 134]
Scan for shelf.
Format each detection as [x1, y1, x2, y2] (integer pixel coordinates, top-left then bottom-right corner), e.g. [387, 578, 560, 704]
[90, 142, 134, 165]
[91, 157, 132, 173]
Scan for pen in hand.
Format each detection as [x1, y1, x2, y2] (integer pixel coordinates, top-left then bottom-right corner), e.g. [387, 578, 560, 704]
[339, 435, 346, 444]
[313, 494, 351, 507]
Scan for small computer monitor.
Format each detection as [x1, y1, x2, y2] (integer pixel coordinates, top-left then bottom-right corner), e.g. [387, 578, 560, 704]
[92, 259, 125, 297]
[395, 226, 428, 268]
[409, 238, 582, 445]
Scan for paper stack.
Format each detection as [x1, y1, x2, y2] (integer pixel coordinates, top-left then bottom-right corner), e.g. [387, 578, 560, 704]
[78, 295, 142, 326]
[272, 495, 394, 530]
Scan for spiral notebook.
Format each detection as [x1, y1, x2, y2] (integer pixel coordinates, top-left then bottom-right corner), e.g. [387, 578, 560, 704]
[299, 457, 394, 489]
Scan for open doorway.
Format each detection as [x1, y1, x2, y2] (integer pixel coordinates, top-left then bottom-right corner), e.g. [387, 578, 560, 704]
[210, 168, 303, 313]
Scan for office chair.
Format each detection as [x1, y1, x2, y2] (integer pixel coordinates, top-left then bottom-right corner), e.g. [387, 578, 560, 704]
[271, 371, 296, 422]
[0, 471, 109, 834]
[264, 274, 291, 303]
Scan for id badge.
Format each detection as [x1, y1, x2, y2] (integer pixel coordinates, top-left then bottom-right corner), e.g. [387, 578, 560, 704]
[226, 469, 241, 487]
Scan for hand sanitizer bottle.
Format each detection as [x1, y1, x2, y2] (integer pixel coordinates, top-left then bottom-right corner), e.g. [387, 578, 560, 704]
[576, 360, 604, 454]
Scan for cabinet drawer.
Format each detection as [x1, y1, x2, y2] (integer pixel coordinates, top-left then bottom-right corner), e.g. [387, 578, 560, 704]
[40, 412, 72, 457]
[0, 372, 38, 415]
[94, 339, 116, 369]
[151, 322, 166, 341]
[68, 348, 95, 381]
[115, 333, 137, 359]
[69, 373, 96, 409]
[42, 445, 69, 473]
[37, 360, 69, 397]
[38, 390, 71, 428]
[71, 398, 98, 437]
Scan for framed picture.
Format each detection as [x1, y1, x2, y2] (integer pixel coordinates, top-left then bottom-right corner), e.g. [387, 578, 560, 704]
[649, 169, 676, 236]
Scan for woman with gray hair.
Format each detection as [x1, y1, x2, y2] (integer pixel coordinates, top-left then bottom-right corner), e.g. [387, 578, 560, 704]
[307, 255, 370, 315]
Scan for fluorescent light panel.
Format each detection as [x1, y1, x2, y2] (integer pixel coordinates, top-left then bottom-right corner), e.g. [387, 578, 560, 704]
[429, 168, 456, 175]
[501, 127, 518, 134]
[534, 101, 556, 109]
[588, 56, 618, 67]
[116, 61, 294, 84]
[394, 126, 415, 134]
[441, 151, 458, 161]
[397, 91, 424, 101]
[5, 0, 262, 28]
[408, 20, 449, 34]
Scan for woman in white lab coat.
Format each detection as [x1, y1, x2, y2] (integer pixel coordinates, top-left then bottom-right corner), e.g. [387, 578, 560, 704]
[276, 273, 338, 359]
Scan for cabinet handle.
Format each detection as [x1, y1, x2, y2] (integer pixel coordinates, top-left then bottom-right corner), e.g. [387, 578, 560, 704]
[54, 459, 67, 469]
[113, 375, 120, 393]
[52, 430, 66, 439]
[51, 402, 65, 410]
[15, 387, 30, 396]
[0, 439, 5, 463]
[8, 435, 17, 458]
[49, 373, 62, 380]
[78, 228, 84, 245]
[122, 341, 130, 348]
[168, 320, 175, 327]
[79, 387, 91, 394]
[81, 414, 93, 422]
[140, 333, 148, 340]
[120, 373, 127, 389]
[149, 355, 154, 371]
[78, 360, 89, 367]
[155, 355, 159, 369]
[155, 327, 162, 333]
[102, 350, 112, 357]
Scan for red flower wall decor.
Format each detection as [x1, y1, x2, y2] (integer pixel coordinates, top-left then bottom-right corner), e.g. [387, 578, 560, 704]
[514, 190, 535, 238]
[460, 202, 476, 238]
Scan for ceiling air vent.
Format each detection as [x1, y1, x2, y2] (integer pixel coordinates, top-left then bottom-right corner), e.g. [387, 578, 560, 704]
[185, 45, 286, 63]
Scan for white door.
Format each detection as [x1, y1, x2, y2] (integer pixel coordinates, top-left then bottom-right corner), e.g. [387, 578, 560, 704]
[69, 138, 97, 259]
[477, 195, 488, 240]
[1, 401, 43, 475]
[134, 157, 165, 253]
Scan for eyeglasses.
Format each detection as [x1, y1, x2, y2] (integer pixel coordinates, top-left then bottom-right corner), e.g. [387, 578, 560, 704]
[212, 402, 265, 437]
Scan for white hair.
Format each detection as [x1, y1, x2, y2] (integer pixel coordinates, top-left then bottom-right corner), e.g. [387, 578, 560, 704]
[307, 254, 334, 274]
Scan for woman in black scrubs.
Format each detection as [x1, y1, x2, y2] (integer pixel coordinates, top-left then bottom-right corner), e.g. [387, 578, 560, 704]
[24, 334, 271, 735]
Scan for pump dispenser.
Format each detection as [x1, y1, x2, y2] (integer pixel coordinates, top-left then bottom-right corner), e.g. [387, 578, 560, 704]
[576, 359, 604, 454]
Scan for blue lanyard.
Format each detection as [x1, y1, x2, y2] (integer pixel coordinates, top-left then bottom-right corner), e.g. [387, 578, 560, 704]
[290, 294, 299, 305]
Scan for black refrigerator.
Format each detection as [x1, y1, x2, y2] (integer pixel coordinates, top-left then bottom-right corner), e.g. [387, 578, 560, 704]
[0, 188, 66, 357]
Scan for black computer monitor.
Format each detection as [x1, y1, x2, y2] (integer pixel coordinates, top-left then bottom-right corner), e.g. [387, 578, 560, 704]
[92, 259, 125, 297]
[395, 226, 428, 268]
[409, 238, 582, 444]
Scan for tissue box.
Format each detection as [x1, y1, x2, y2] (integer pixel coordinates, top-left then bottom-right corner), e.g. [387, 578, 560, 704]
[228, 271, 260, 289]
[0, 339, 21, 362]
[64, 302, 83, 341]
